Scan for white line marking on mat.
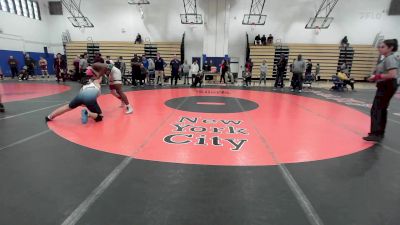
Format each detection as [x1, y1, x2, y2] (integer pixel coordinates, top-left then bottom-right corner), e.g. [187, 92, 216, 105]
[0, 130, 51, 151]
[60, 157, 132, 225]
[234, 98, 324, 225]
[60, 97, 190, 225]
[388, 118, 400, 126]
[0, 103, 65, 121]
[379, 143, 400, 155]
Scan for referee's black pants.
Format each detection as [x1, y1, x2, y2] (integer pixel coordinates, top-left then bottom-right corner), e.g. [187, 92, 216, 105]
[370, 78, 398, 137]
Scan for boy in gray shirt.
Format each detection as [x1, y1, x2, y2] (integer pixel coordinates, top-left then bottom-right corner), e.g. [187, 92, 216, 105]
[259, 60, 268, 85]
[181, 60, 191, 85]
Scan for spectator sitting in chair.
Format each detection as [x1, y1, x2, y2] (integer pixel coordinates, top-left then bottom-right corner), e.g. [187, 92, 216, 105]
[8, 56, 19, 79]
[261, 35, 267, 46]
[19, 66, 29, 80]
[39, 56, 49, 79]
[25, 54, 36, 79]
[135, 33, 143, 44]
[341, 36, 349, 48]
[105, 56, 114, 65]
[267, 34, 274, 45]
[254, 34, 261, 45]
[203, 60, 211, 72]
[190, 60, 202, 87]
[94, 53, 104, 64]
[337, 71, 355, 90]
[243, 67, 252, 87]
[244, 59, 253, 86]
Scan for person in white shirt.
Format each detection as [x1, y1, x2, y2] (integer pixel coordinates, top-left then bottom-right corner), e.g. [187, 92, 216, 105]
[106, 63, 133, 114]
[105, 56, 114, 65]
[259, 60, 268, 85]
[190, 60, 202, 87]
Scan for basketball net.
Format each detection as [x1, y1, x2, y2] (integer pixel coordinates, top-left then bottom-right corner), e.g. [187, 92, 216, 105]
[314, 26, 321, 35]
[251, 23, 256, 34]
[80, 26, 86, 34]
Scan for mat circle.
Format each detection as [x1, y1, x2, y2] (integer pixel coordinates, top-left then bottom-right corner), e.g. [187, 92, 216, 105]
[48, 88, 374, 166]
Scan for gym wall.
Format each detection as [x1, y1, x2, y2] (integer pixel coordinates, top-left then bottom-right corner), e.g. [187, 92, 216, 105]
[1, 0, 399, 68]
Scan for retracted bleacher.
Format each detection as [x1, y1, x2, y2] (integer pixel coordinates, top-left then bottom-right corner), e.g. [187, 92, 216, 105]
[65, 41, 181, 77]
[249, 43, 378, 81]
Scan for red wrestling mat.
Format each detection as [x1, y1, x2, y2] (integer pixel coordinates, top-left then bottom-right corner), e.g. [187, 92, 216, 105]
[0, 83, 71, 102]
[48, 88, 374, 166]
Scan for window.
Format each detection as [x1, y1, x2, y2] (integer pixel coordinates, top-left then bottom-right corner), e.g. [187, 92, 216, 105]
[14, 0, 21, 15]
[0, 0, 8, 12]
[27, 0, 33, 18]
[21, 0, 28, 17]
[7, 0, 14, 13]
[0, 0, 40, 19]
[32, 0, 38, 19]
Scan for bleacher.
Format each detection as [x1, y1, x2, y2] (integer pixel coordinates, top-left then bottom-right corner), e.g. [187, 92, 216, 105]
[151, 42, 181, 76]
[250, 45, 276, 78]
[288, 44, 340, 80]
[65, 41, 88, 71]
[351, 45, 379, 80]
[249, 43, 378, 81]
[99, 41, 145, 68]
[65, 41, 181, 76]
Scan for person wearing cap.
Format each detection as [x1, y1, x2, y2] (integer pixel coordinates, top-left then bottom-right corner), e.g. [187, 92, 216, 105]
[45, 63, 108, 123]
[105, 63, 133, 114]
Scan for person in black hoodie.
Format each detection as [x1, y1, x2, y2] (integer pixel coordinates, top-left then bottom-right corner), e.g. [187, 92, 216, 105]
[54, 53, 66, 83]
[25, 54, 36, 79]
[274, 53, 287, 89]
[254, 34, 261, 45]
[130, 54, 141, 87]
[220, 59, 228, 83]
[261, 35, 267, 46]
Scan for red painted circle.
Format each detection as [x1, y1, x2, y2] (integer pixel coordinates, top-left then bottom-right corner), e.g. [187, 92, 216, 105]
[0, 83, 71, 102]
[48, 88, 374, 166]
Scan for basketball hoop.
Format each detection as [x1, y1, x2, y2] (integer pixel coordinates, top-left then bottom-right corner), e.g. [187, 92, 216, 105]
[314, 26, 321, 35]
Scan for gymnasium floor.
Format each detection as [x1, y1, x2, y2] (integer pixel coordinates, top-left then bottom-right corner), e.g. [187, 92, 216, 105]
[1, 80, 400, 225]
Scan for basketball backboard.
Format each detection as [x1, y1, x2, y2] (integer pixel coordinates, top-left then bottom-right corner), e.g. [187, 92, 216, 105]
[305, 17, 333, 29]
